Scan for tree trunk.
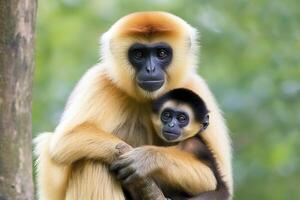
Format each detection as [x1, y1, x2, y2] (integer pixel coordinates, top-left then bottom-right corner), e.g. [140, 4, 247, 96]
[0, 0, 37, 199]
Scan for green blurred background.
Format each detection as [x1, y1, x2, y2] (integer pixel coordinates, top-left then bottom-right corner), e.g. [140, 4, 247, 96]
[33, 0, 300, 199]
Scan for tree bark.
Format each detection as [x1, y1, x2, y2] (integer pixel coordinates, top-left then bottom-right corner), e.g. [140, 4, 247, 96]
[0, 0, 37, 199]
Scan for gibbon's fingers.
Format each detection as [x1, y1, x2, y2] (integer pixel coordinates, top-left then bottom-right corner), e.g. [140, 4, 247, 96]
[116, 166, 136, 180]
[110, 157, 133, 171]
[117, 147, 157, 176]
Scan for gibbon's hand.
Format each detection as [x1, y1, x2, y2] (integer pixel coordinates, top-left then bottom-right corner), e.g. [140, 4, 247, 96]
[115, 142, 133, 155]
[110, 146, 156, 185]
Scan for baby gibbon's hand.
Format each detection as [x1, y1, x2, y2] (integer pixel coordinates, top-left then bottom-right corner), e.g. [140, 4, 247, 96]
[110, 146, 157, 185]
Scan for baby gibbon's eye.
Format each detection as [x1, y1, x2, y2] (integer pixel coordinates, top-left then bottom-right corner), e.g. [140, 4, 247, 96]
[161, 110, 172, 122]
[177, 114, 186, 122]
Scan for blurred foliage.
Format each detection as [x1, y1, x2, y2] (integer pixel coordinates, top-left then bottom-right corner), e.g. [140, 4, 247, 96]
[33, 0, 300, 199]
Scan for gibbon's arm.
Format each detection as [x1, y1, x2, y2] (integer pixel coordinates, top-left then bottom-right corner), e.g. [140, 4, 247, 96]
[111, 145, 216, 195]
[49, 123, 125, 165]
[184, 73, 233, 194]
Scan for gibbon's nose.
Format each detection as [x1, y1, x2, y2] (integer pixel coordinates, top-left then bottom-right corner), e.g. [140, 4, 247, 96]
[146, 65, 155, 73]
[137, 58, 165, 92]
[168, 122, 175, 128]
[145, 58, 156, 74]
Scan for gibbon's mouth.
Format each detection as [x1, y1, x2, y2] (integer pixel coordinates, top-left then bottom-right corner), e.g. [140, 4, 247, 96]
[137, 80, 164, 92]
[162, 131, 180, 141]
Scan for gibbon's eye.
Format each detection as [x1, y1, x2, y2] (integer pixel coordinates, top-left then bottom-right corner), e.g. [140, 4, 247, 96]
[133, 49, 144, 59]
[157, 49, 168, 59]
[177, 113, 188, 124]
[161, 110, 172, 122]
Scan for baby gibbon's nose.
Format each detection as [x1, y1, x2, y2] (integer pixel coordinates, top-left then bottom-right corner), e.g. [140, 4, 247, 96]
[168, 122, 175, 128]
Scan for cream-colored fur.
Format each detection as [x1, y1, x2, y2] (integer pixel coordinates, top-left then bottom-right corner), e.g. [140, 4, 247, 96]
[34, 11, 232, 200]
[34, 133, 70, 200]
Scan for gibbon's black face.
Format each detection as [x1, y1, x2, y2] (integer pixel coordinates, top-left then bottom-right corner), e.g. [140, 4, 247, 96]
[128, 43, 173, 92]
[160, 108, 189, 141]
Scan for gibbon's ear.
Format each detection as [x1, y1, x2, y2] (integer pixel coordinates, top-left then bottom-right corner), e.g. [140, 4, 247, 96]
[201, 114, 210, 131]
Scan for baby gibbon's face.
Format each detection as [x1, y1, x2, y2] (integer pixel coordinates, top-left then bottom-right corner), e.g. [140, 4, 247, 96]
[152, 101, 203, 143]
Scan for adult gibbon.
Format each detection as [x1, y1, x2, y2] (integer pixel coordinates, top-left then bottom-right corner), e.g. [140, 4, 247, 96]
[35, 12, 232, 200]
[111, 88, 229, 200]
